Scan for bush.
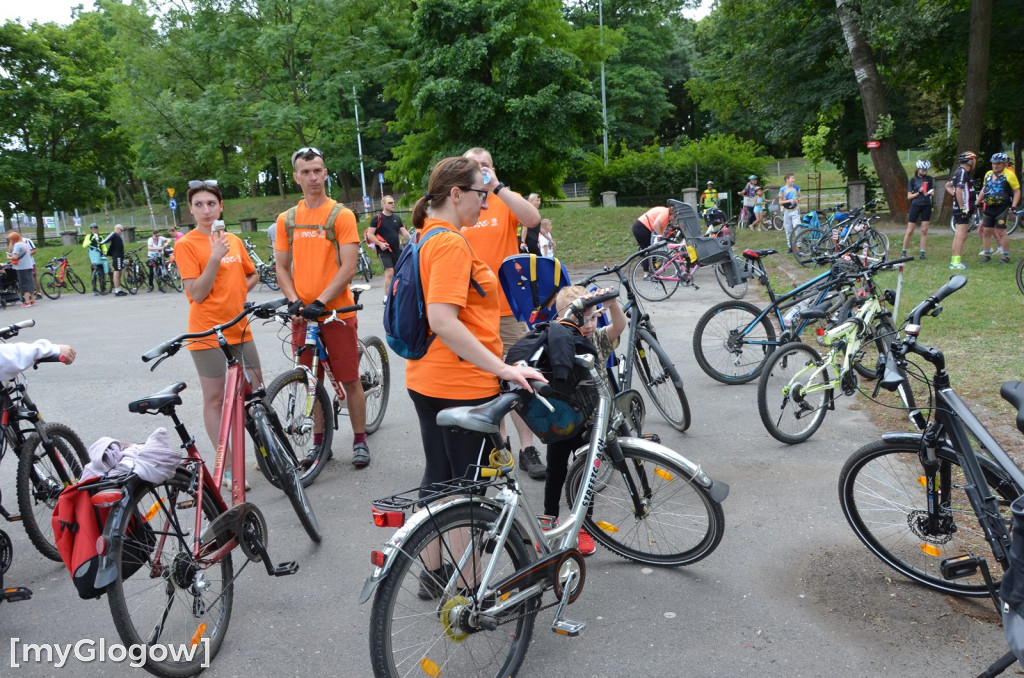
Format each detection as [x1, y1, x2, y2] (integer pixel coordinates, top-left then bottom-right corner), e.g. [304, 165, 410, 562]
[582, 135, 771, 207]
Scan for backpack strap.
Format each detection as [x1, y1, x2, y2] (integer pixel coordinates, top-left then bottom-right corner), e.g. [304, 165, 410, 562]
[417, 226, 485, 298]
[284, 201, 346, 267]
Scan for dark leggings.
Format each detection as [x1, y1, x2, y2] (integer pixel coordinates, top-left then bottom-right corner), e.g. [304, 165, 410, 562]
[631, 220, 653, 272]
[409, 389, 493, 499]
[543, 433, 586, 518]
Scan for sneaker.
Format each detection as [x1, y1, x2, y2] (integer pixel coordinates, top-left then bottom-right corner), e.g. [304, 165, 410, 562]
[352, 441, 370, 468]
[146, 287, 154, 293]
[979, 255, 991, 264]
[996, 247, 1006, 256]
[19, 303, 31, 308]
[901, 249, 908, 257]
[93, 291, 99, 296]
[519, 446, 546, 480]
[949, 262, 969, 271]
[919, 251, 926, 261]
[114, 290, 128, 297]
[1000, 255, 1011, 264]
[34, 293, 42, 300]
[979, 249, 993, 257]
[577, 529, 596, 556]
[417, 563, 456, 600]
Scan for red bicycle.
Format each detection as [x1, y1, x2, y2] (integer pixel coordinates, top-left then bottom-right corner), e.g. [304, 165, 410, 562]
[39, 251, 87, 299]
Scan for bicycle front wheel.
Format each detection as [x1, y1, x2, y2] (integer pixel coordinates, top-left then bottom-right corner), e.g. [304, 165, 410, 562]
[1017, 256, 1024, 296]
[166, 263, 184, 292]
[634, 329, 690, 431]
[714, 254, 748, 299]
[123, 266, 140, 295]
[107, 471, 234, 676]
[359, 336, 390, 434]
[692, 300, 777, 384]
[630, 253, 681, 302]
[757, 341, 831, 444]
[66, 268, 87, 294]
[862, 227, 889, 259]
[839, 439, 1022, 597]
[93, 267, 110, 295]
[792, 228, 826, 267]
[369, 502, 537, 678]
[40, 271, 61, 300]
[251, 404, 321, 543]
[264, 368, 333, 487]
[16, 423, 88, 561]
[564, 443, 725, 566]
[262, 266, 280, 291]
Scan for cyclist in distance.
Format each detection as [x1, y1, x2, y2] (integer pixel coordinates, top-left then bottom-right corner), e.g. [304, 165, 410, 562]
[365, 194, 411, 295]
[0, 340, 76, 380]
[176, 180, 263, 482]
[103, 224, 128, 296]
[630, 205, 672, 274]
[406, 156, 543, 520]
[976, 152, 1019, 264]
[146, 229, 170, 291]
[82, 223, 109, 296]
[946, 151, 977, 270]
[902, 159, 934, 261]
[275, 147, 370, 468]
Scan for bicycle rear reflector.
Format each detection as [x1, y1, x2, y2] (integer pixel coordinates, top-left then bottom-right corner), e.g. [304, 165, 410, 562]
[372, 508, 405, 528]
[370, 551, 386, 568]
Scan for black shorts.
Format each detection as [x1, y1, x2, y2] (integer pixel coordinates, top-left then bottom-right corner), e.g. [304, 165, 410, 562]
[907, 203, 932, 224]
[377, 247, 400, 270]
[981, 205, 1010, 229]
[952, 210, 971, 226]
[111, 256, 125, 272]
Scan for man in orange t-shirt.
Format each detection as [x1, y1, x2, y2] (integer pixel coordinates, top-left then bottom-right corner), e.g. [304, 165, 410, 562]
[459, 147, 548, 480]
[275, 147, 370, 468]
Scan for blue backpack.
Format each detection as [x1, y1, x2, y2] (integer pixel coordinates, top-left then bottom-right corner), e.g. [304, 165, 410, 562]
[383, 227, 482, 359]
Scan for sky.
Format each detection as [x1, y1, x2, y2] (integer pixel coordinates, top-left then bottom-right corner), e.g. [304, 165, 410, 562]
[2, 0, 713, 27]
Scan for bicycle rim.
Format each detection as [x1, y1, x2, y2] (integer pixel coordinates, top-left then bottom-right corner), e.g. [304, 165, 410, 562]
[1016, 257, 1024, 296]
[264, 369, 332, 487]
[107, 472, 234, 677]
[360, 336, 390, 434]
[565, 445, 725, 566]
[630, 254, 680, 302]
[839, 439, 1021, 597]
[252, 405, 321, 542]
[757, 342, 830, 444]
[693, 301, 777, 384]
[369, 502, 537, 678]
[634, 329, 690, 431]
[64, 268, 85, 294]
[40, 272, 60, 300]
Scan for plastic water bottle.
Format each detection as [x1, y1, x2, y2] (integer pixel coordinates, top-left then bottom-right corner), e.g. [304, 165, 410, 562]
[783, 299, 811, 327]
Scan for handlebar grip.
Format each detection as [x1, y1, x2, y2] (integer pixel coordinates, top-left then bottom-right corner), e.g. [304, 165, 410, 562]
[251, 296, 288, 319]
[36, 355, 64, 364]
[14, 319, 35, 330]
[528, 379, 552, 397]
[581, 290, 619, 309]
[882, 256, 915, 267]
[142, 341, 175, 363]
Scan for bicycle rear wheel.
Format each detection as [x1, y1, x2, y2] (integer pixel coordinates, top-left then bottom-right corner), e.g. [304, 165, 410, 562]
[39, 272, 61, 300]
[692, 300, 777, 384]
[359, 336, 390, 434]
[369, 502, 537, 678]
[16, 422, 88, 561]
[1008, 210, 1022, 236]
[839, 439, 1022, 597]
[756, 341, 831, 444]
[630, 253, 681, 302]
[264, 368, 333, 486]
[714, 254, 749, 299]
[250, 403, 321, 543]
[123, 266, 140, 295]
[262, 265, 280, 291]
[633, 329, 690, 431]
[565, 443, 725, 566]
[166, 263, 184, 292]
[1017, 257, 1024, 296]
[793, 228, 826, 267]
[107, 470, 234, 676]
[66, 268, 86, 294]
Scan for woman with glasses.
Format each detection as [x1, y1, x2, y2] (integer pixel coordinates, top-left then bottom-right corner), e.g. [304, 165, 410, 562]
[365, 194, 411, 293]
[176, 179, 262, 484]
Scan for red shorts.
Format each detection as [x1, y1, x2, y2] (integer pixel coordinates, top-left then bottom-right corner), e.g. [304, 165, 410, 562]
[291, 316, 359, 383]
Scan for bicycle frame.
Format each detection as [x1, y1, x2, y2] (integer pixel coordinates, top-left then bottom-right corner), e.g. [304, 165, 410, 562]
[735, 267, 842, 344]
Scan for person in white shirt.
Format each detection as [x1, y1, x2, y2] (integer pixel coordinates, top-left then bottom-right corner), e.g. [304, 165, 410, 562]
[0, 340, 75, 381]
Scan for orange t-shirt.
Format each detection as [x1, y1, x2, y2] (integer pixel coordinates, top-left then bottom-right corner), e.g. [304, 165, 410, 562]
[274, 200, 360, 317]
[175, 230, 257, 349]
[406, 218, 501, 400]
[639, 206, 671, 234]
[461, 193, 521, 317]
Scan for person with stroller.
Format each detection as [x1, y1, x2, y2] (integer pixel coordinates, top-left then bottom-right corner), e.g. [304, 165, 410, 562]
[6, 232, 37, 307]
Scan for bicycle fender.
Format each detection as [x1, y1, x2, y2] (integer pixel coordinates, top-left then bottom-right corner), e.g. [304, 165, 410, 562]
[358, 494, 509, 605]
[616, 437, 730, 504]
[880, 432, 925, 445]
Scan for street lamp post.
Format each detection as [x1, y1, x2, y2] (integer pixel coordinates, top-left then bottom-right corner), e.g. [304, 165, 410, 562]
[353, 85, 369, 216]
[600, 0, 608, 166]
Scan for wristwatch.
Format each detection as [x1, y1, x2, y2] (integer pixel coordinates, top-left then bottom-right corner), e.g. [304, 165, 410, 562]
[493, 182, 506, 197]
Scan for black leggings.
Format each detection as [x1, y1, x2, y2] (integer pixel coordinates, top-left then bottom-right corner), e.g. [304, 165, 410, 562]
[543, 433, 586, 518]
[409, 389, 493, 499]
[631, 220, 654, 272]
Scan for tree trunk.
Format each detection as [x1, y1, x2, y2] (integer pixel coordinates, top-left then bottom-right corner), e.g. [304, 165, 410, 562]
[274, 156, 287, 199]
[835, 0, 908, 220]
[958, 0, 992, 157]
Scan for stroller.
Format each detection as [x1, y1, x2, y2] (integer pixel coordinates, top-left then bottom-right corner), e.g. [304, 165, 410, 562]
[0, 265, 23, 309]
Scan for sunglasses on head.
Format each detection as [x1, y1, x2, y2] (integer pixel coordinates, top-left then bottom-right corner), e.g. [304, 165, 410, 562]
[292, 147, 324, 162]
[188, 179, 218, 189]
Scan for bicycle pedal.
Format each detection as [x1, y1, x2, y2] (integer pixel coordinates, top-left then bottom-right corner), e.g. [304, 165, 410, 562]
[940, 554, 980, 580]
[270, 561, 300, 577]
[1, 586, 32, 603]
[551, 618, 586, 637]
[641, 433, 661, 444]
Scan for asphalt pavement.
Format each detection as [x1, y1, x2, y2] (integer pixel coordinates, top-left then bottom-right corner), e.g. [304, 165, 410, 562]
[0, 271, 1012, 677]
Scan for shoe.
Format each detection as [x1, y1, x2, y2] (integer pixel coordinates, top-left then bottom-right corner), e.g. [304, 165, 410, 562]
[949, 262, 969, 270]
[1000, 255, 1011, 264]
[536, 515, 559, 552]
[979, 255, 991, 264]
[919, 251, 926, 261]
[34, 293, 41, 300]
[146, 286, 154, 293]
[114, 290, 128, 297]
[901, 249, 907, 257]
[519, 446, 546, 480]
[93, 291, 99, 296]
[787, 248, 793, 253]
[19, 303, 31, 308]
[996, 247, 1006, 256]
[417, 562, 456, 600]
[352, 441, 370, 468]
[577, 529, 596, 556]
[978, 249, 993, 257]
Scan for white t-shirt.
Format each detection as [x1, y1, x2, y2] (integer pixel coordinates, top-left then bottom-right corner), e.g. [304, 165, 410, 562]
[539, 233, 553, 257]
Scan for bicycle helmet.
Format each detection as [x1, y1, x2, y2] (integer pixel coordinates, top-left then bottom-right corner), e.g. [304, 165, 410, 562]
[748, 175, 758, 181]
[958, 151, 978, 164]
[991, 152, 1009, 164]
[915, 159, 931, 171]
[707, 180, 714, 186]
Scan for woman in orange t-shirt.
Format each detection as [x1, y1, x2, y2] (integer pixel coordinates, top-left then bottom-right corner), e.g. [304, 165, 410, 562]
[177, 180, 261, 455]
[406, 157, 544, 503]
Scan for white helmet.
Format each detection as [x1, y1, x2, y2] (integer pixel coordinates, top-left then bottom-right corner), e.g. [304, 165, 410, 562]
[915, 159, 931, 171]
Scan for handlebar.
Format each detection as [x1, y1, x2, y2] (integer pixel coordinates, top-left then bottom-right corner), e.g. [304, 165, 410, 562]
[561, 289, 619, 324]
[0, 319, 36, 341]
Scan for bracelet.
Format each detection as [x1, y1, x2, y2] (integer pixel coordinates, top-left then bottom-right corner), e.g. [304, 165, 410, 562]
[493, 182, 506, 197]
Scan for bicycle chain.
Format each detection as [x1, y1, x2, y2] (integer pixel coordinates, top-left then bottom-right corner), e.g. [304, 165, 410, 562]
[494, 596, 559, 627]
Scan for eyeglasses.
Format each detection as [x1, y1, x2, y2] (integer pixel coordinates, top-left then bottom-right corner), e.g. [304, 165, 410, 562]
[292, 147, 323, 162]
[460, 187, 488, 202]
[383, 200, 395, 205]
[188, 179, 218, 189]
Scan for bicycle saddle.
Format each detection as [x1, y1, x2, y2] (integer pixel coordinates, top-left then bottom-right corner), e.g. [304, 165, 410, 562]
[437, 392, 520, 434]
[1000, 381, 1024, 434]
[129, 382, 188, 415]
[742, 248, 776, 259]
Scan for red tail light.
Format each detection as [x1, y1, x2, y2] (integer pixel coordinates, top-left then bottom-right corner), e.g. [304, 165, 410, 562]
[370, 551, 387, 567]
[372, 508, 405, 528]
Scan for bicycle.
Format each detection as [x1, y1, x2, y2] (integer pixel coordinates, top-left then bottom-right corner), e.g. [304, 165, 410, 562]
[243, 238, 280, 291]
[582, 244, 692, 431]
[361, 293, 729, 678]
[631, 236, 753, 301]
[147, 248, 184, 293]
[755, 255, 910, 444]
[120, 246, 148, 295]
[838, 274, 1024, 600]
[0, 320, 89, 562]
[264, 283, 390, 484]
[89, 248, 111, 295]
[1016, 254, 1024, 296]
[39, 251, 87, 299]
[356, 242, 374, 282]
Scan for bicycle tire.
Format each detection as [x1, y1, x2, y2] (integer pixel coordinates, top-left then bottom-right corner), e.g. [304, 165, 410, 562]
[852, 317, 896, 381]
[92, 267, 110, 295]
[39, 272, 61, 300]
[15, 422, 88, 561]
[565, 443, 725, 566]
[692, 300, 777, 384]
[166, 263, 184, 292]
[369, 502, 537, 678]
[1017, 256, 1024, 296]
[949, 210, 982, 234]
[634, 328, 690, 431]
[756, 341, 831, 444]
[123, 266, 140, 295]
[770, 212, 784, 231]
[262, 266, 280, 291]
[107, 470, 234, 677]
[839, 438, 1022, 597]
[630, 253, 681, 302]
[251, 404, 321, 542]
[359, 336, 390, 434]
[360, 252, 373, 282]
[714, 254, 748, 299]
[66, 268, 86, 294]
[1008, 210, 1021, 236]
[264, 368, 333, 487]
[863, 227, 889, 259]
[793, 228, 826, 267]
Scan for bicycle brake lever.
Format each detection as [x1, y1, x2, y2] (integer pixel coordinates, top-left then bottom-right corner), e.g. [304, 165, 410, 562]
[150, 354, 170, 372]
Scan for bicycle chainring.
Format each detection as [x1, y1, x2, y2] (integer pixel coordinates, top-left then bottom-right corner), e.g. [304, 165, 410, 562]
[0, 529, 12, 576]
[551, 549, 586, 604]
[841, 370, 859, 396]
[238, 504, 269, 563]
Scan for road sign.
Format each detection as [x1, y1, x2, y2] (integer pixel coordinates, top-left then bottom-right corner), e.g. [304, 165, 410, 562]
[866, 140, 881, 149]
[168, 199, 177, 210]
[168, 187, 175, 198]
[378, 173, 385, 185]
[363, 195, 371, 209]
